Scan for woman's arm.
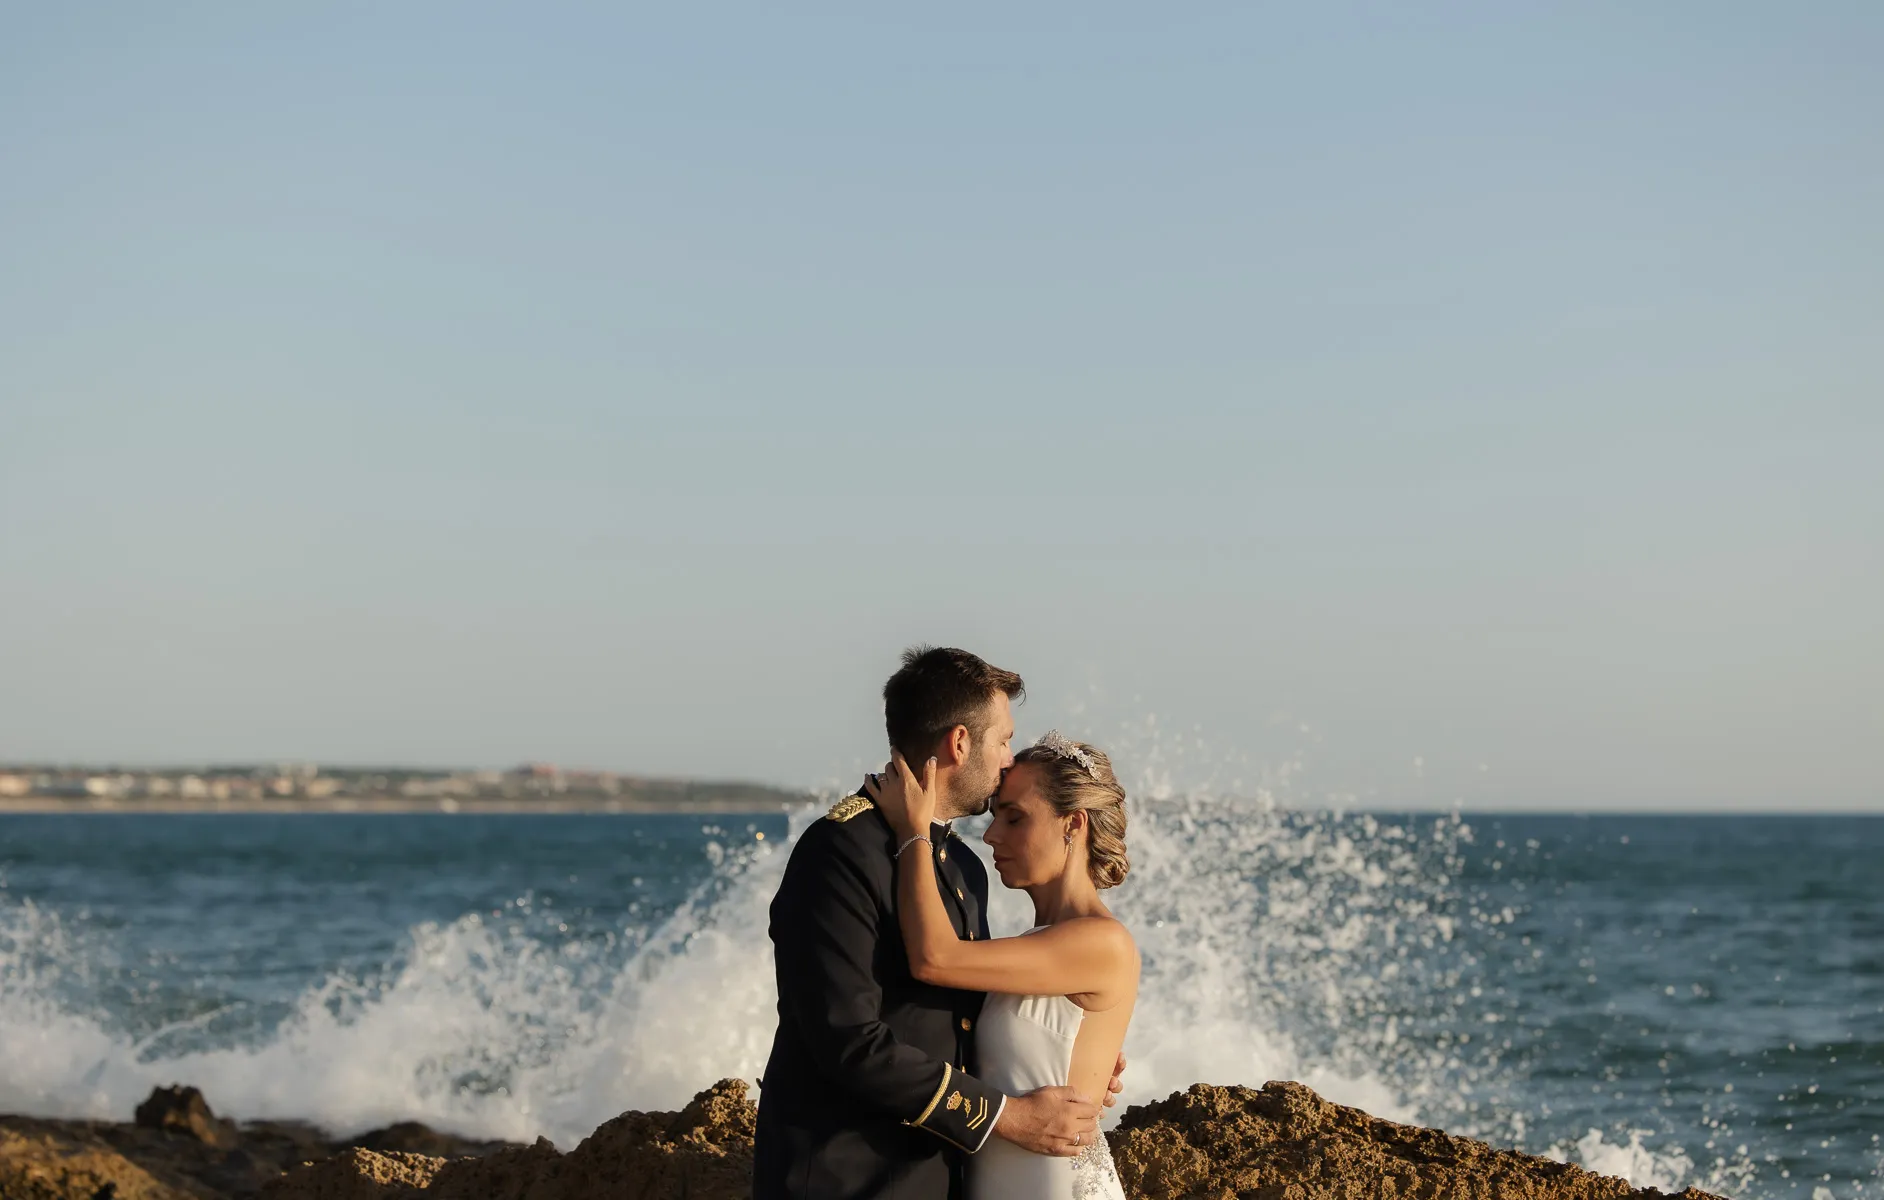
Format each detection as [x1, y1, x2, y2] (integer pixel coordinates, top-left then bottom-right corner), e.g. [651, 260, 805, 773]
[897, 849, 1133, 1002]
[870, 755, 1135, 1004]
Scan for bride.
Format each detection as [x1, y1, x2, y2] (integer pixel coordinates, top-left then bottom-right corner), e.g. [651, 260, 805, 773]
[868, 731, 1138, 1200]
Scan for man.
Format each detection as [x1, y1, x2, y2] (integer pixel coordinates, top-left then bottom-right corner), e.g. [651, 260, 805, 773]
[755, 646, 1117, 1199]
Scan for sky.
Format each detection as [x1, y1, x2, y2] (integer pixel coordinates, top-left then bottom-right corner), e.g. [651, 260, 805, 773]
[1, 5, 1879, 811]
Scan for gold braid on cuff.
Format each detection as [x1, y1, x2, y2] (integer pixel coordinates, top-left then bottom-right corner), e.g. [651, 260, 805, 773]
[909, 1063, 952, 1128]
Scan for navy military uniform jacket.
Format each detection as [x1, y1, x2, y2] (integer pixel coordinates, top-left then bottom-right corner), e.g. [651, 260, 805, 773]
[754, 792, 1003, 1200]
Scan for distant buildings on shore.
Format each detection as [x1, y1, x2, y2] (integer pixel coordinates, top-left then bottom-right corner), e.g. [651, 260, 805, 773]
[0, 762, 794, 807]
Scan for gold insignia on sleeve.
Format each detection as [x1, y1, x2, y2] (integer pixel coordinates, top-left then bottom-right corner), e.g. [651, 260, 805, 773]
[824, 794, 873, 822]
[967, 1097, 989, 1130]
[946, 1091, 964, 1112]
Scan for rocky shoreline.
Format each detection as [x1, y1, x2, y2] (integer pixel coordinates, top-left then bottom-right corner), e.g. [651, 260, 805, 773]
[0, 1080, 1730, 1200]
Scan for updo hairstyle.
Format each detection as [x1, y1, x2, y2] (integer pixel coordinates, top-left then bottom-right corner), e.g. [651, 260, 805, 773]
[1012, 739, 1129, 889]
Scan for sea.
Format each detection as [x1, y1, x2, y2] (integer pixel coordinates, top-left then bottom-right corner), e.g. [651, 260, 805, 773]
[1, 801, 1878, 1200]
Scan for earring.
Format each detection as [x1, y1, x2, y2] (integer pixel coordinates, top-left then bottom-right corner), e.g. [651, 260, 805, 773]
[1064, 832, 1074, 845]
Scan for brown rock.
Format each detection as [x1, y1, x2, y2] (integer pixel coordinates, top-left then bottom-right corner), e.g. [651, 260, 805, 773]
[10, 1076, 1739, 1200]
[259, 1146, 446, 1200]
[133, 1086, 237, 1150]
[0, 1121, 195, 1200]
[1108, 1080, 1729, 1200]
[420, 1138, 562, 1199]
[259, 1145, 446, 1198]
[96, 1115, 345, 1197]
[5, 1089, 526, 1200]
[264, 1078, 759, 1200]
[551, 1077, 755, 1200]
[347, 1123, 513, 1161]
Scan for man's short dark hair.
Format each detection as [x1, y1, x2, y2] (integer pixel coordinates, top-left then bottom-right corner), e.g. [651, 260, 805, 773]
[883, 646, 1025, 763]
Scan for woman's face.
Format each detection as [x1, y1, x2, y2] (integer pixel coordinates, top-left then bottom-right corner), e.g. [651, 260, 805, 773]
[982, 762, 1068, 890]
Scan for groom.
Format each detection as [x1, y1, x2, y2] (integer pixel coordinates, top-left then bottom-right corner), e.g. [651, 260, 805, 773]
[754, 646, 1113, 1200]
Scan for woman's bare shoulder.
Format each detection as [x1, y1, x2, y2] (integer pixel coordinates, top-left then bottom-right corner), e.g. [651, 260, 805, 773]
[1054, 914, 1138, 964]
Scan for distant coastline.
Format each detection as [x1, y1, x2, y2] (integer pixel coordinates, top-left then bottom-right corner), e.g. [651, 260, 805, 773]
[0, 790, 809, 814]
[0, 762, 812, 814]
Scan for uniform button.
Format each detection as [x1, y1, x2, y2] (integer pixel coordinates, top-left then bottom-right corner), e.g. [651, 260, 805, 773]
[938, 849, 948, 862]
[966, 931, 976, 940]
[960, 1018, 972, 1032]
[955, 888, 964, 900]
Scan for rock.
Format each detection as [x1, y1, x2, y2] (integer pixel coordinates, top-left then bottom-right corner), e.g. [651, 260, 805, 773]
[420, 1138, 562, 1199]
[133, 1086, 237, 1149]
[7, 1077, 1742, 1200]
[348, 1122, 513, 1160]
[259, 1146, 446, 1199]
[549, 1077, 755, 1200]
[346, 1124, 453, 1158]
[3, 1088, 524, 1200]
[101, 1117, 345, 1198]
[0, 1121, 195, 1200]
[1108, 1080, 1729, 1200]
[264, 1078, 759, 1200]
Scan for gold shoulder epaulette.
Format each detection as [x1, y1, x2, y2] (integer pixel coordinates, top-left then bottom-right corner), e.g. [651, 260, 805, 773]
[825, 794, 874, 823]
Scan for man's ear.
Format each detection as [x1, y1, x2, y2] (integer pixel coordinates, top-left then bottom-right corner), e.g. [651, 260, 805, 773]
[943, 724, 972, 767]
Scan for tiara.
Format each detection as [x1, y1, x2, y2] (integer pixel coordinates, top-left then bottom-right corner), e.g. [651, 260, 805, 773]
[1033, 730, 1100, 779]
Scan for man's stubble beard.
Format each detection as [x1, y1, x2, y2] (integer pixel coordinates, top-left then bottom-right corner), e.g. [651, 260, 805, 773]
[941, 760, 1000, 822]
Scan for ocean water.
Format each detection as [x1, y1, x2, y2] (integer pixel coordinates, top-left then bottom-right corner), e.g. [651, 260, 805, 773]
[1, 804, 1879, 1199]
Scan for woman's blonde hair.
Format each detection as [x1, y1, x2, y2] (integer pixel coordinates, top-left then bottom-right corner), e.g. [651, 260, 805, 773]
[1013, 736, 1129, 888]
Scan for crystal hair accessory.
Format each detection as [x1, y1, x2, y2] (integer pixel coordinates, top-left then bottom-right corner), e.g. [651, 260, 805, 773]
[1033, 730, 1101, 779]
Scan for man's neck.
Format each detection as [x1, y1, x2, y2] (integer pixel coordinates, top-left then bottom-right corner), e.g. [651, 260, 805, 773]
[935, 796, 985, 823]
[932, 771, 974, 823]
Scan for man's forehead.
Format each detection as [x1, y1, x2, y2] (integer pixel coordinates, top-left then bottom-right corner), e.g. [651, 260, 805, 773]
[991, 691, 1014, 726]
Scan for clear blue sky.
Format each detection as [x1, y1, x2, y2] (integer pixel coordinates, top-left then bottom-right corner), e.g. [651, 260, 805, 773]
[2, 5, 1878, 809]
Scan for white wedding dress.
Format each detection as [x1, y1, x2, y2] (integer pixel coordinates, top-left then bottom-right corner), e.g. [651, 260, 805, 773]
[970, 929, 1127, 1200]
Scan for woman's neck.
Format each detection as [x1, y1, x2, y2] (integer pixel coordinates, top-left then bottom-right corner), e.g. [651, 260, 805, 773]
[1026, 869, 1104, 927]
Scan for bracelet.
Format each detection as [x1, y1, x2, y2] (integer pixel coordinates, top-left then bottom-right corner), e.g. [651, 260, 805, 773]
[895, 834, 932, 859]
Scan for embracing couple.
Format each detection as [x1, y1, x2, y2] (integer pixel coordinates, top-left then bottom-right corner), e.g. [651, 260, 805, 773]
[755, 646, 1138, 1200]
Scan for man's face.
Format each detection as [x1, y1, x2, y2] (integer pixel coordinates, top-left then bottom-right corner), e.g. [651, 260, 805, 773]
[947, 692, 1015, 819]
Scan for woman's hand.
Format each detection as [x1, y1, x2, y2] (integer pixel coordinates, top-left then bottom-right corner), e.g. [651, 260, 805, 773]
[863, 751, 939, 841]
